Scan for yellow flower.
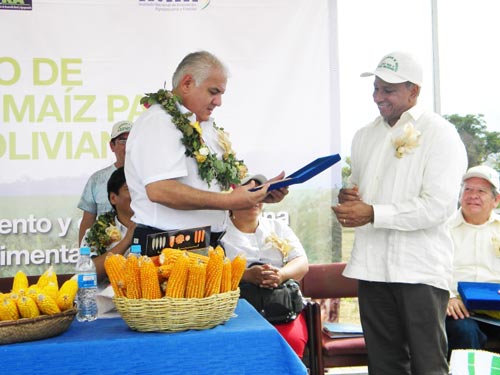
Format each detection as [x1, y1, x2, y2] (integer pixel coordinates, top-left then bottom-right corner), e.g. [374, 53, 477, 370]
[105, 225, 121, 242]
[194, 146, 209, 163]
[266, 233, 292, 263]
[392, 123, 421, 158]
[238, 163, 248, 179]
[190, 121, 202, 135]
[492, 236, 500, 257]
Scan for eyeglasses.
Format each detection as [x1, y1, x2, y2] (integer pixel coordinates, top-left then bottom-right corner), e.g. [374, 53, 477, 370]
[114, 138, 127, 145]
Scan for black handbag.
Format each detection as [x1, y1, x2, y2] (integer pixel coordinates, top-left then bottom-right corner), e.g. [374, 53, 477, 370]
[239, 279, 304, 324]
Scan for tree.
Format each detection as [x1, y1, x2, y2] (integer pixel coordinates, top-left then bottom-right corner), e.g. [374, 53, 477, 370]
[444, 114, 500, 170]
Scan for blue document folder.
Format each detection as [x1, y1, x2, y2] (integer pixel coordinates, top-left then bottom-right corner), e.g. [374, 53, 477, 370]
[251, 153, 341, 191]
[458, 281, 500, 311]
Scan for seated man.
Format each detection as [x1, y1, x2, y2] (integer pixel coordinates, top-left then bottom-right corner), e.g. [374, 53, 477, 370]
[446, 165, 500, 356]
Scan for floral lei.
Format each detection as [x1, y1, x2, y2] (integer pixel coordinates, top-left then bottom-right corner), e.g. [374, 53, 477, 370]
[85, 211, 122, 253]
[140, 89, 247, 190]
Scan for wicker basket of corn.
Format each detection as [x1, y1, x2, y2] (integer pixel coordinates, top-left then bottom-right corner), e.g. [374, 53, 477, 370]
[0, 268, 78, 344]
[0, 308, 77, 345]
[106, 247, 246, 332]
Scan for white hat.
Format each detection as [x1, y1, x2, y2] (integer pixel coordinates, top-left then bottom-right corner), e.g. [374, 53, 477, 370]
[361, 51, 423, 86]
[241, 174, 267, 186]
[110, 120, 132, 139]
[462, 165, 500, 192]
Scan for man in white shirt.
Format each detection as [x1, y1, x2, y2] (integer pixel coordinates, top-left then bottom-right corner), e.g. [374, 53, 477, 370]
[125, 51, 286, 253]
[446, 165, 500, 355]
[332, 51, 467, 375]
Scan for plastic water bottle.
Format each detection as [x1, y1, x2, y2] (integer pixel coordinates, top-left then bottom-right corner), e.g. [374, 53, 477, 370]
[130, 244, 141, 257]
[75, 246, 98, 322]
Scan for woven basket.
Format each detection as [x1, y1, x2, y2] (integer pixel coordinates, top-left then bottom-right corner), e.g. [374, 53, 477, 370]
[114, 288, 240, 332]
[0, 308, 76, 345]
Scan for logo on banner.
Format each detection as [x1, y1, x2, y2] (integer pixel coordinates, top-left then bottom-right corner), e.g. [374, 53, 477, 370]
[0, 0, 32, 11]
[138, 0, 210, 12]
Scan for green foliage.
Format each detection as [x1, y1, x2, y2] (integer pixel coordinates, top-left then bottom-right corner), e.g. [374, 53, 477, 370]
[444, 113, 500, 169]
[341, 157, 352, 186]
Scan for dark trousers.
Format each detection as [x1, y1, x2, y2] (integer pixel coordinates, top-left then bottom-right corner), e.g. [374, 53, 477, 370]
[358, 280, 449, 375]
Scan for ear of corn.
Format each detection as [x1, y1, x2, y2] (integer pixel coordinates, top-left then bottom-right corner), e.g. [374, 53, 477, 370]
[230, 254, 247, 290]
[12, 270, 29, 294]
[57, 278, 78, 311]
[26, 285, 41, 301]
[139, 256, 162, 299]
[185, 259, 207, 299]
[220, 258, 232, 293]
[35, 293, 61, 315]
[160, 248, 209, 267]
[125, 254, 142, 299]
[104, 254, 127, 297]
[0, 297, 20, 321]
[165, 252, 190, 298]
[158, 264, 174, 280]
[36, 266, 58, 290]
[42, 282, 59, 301]
[16, 296, 41, 319]
[204, 247, 224, 297]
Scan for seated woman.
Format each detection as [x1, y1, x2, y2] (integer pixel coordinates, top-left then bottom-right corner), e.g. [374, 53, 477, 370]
[220, 174, 309, 358]
[80, 167, 136, 315]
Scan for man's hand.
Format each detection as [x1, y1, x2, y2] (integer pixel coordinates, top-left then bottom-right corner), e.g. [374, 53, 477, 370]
[338, 185, 361, 204]
[261, 171, 289, 204]
[447, 297, 470, 320]
[332, 200, 374, 227]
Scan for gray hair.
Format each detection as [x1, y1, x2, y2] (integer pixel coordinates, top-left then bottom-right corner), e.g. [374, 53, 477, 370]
[172, 51, 228, 89]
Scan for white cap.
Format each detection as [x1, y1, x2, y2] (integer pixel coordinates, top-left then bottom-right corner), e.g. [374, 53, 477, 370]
[110, 120, 132, 139]
[463, 165, 499, 192]
[241, 174, 267, 186]
[361, 51, 423, 86]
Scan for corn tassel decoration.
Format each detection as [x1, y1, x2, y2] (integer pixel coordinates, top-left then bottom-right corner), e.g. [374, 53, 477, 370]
[139, 256, 162, 299]
[204, 247, 224, 297]
[166, 252, 190, 298]
[230, 254, 247, 291]
[16, 295, 41, 319]
[0, 297, 19, 321]
[125, 254, 142, 299]
[57, 278, 78, 311]
[36, 266, 58, 290]
[36, 293, 61, 315]
[12, 270, 29, 294]
[104, 254, 127, 297]
[185, 260, 207, 299]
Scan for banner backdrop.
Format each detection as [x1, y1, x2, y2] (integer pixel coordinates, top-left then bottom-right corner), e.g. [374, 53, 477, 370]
[0, 0, 341, 277]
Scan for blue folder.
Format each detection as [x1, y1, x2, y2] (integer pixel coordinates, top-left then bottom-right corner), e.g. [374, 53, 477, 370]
[251, 153, 341, 191]
[458, 281, 500, 311]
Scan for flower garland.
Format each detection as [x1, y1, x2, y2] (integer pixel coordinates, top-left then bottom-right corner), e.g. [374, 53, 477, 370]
[266, 232, 292, 264]
[392, 123, 421, 158]
[140, 89, 247, 190]
[85, 211, 121, 253]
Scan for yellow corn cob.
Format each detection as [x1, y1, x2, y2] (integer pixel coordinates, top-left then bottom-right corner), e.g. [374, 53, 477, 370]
[26, 285, 41, 301]
[230, 254, 247, 290]
[42, 282, 59, 301]
[165, 252, 190, 298]
[158, 263, 174, 279]
[125, 254, 142, 299]
[139, 256, 162, 299]
[104, 253, 127, 297]
[16, 295, 41, 319]
[185, 260, 207, 299]
[204, 247, 224, 297]
[57, 278, 78, 311]
[12, 270, 29, 294]
[159, 248, 209, 266]
[36, 293, 61, 315]
[0, 297, 19, 321]
[220, 257, 232, 293]
[36, 266, 58, 290]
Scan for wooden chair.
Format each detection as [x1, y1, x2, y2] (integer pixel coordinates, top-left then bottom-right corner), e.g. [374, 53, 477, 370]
[300, 262, 367, 374]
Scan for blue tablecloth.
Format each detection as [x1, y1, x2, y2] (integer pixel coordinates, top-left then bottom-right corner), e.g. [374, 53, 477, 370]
[1, 299, 307, 375]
